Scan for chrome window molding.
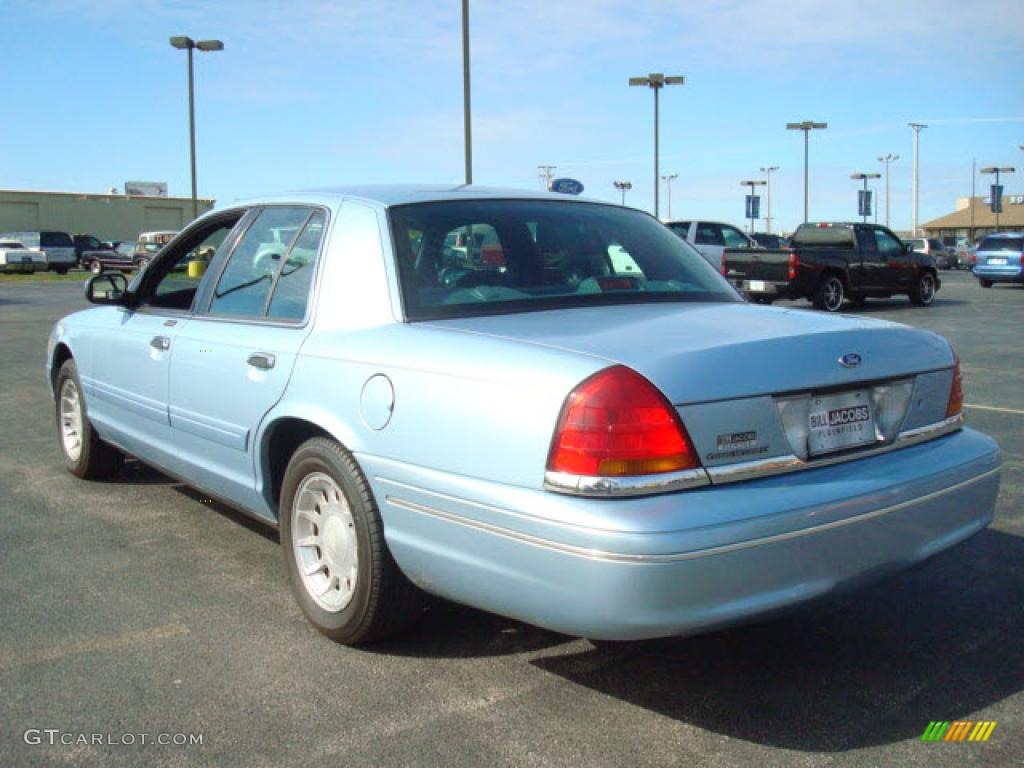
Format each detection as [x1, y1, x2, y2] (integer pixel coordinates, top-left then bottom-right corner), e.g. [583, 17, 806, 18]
[543, 467, 710, 497]
[707, 413, 964, 485]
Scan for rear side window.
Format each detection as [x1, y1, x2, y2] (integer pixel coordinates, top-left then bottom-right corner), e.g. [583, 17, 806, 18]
[267, 210, 326, 321]
[979, 237, 1023, 252]
[694, 223, 724, 246]
[41, 232, 73, 248]
[209, 207, 311, 318]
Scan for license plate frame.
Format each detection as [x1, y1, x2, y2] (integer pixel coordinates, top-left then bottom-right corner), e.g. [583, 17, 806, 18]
[807, 390, 876, 457]
[988, 257, 1008, 265]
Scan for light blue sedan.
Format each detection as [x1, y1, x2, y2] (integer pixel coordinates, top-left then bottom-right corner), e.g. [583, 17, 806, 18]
[47, 186, 1001, 644]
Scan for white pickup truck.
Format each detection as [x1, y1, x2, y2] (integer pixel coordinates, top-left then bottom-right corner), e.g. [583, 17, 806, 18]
[664, 219, 756, 269]
[0, 240, 46, 273]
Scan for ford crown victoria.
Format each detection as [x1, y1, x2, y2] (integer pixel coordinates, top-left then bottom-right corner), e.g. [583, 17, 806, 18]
[47, 186, 1001, 645]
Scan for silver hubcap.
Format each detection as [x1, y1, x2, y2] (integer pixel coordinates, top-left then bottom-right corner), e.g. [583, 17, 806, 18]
[920, 275, 934, 303]
[824, 278, 843, 311]
[91, 261, 101, 273]
[292, 472, 359, 612]
[59, 378, 84, 462]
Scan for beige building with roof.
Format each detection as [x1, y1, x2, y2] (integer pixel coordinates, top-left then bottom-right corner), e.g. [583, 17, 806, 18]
[0, 189, 214, 243]
[923, 194, 1024, 241]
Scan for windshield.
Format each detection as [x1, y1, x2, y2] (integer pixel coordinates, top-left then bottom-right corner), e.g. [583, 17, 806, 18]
[389, 200, 739, 320]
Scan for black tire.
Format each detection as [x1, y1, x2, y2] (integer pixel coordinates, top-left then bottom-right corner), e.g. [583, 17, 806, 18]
[134, 258, 149, 271]
[812, 273, 845, 312]
[89, 260, 103, 274]
[55, 359, 123, 479]
[751, 296, 774, 305]
[909, 271, 937, 306]
[979, 279, 993, 288]
[54, 267, 69, 275]
[280, 437, 424, 645]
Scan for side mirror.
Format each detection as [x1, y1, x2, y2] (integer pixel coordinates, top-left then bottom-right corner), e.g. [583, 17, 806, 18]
[85, 272, 129, 306]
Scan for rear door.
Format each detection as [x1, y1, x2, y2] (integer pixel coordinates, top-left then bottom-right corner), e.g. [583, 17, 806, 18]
[167, 206, 328, 511]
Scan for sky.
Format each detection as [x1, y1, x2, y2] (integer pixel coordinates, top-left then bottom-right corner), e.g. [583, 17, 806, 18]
[3, 0, 1023, 233]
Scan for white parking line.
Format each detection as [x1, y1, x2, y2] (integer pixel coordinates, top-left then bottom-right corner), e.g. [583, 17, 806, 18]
[965, 403, 1024, 416]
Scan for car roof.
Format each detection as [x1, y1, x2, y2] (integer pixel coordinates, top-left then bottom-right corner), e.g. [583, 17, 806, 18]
[979, 231, 1023, 238]
[229, 184, 610, 210]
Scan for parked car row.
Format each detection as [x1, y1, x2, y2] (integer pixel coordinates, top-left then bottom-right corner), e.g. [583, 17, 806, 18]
[0, 228, 178, 275]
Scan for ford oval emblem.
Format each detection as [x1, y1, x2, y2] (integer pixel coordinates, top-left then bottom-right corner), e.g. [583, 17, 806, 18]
[839, 353, 862, 368]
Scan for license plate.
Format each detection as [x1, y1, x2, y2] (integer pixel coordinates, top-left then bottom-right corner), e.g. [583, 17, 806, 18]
[988, 258, 1007, 265]
[808, 390, 876, 456]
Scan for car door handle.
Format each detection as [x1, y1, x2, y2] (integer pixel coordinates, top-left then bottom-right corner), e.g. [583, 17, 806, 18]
[150, 336, 171, 351]
[247, 352, 276, 370]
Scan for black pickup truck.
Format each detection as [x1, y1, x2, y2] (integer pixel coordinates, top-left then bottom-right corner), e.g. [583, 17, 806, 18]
[722, 222, 940, 312]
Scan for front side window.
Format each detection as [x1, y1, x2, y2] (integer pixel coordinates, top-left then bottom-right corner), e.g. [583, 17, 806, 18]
[390, 200, 739, 321]
[720, 225, 751, 248]
[873, 229, 904, 257]
[144, 218, 241, 311]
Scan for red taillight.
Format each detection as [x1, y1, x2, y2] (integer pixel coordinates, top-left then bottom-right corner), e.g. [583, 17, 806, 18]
[946, 352, 963, 418]
[547, 366, 700, 477]
[787, 250, 798, 280]
[720, 252, 728, 276]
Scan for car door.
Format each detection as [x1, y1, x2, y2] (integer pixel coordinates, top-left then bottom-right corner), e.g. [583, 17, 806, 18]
[871, 226, 911, 291]
[86, 212, 246, 474]
[167, 206, 327, 511]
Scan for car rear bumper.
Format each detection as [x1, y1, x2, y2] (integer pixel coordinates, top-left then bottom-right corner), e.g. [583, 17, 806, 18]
[365, 427, 1000, 640]
[974, 265, 1024, 283]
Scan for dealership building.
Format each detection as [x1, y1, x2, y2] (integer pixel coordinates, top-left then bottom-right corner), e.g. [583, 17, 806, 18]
[0, 188, 215, 243]
[923, 194, 1024, 241]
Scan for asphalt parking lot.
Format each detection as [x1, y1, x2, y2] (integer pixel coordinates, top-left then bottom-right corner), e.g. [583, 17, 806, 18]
[1, 271, 1022, 768]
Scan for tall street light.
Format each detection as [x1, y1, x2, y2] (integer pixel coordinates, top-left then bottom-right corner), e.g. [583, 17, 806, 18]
[613, 180, 633, 205]
[629, 73, 684, 218]
[169, 35, 224, 221]
[851, 173, 881, 224]
[538, 165, 556, 190]
[461, 0, 472, 185]
[740, 179, 766, 234]
[661, 173, 678, 218]
[760, 165, 778, 234]
[909, 123, 927, 235]
[786, 121, 827, 223]
[980, 166, 1016, 231]
[877, 153, 899, 228]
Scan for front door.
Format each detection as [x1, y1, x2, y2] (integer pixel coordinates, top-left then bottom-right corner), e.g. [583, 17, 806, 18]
[167, 206, 327, 515]
[87, 213, 246, 472]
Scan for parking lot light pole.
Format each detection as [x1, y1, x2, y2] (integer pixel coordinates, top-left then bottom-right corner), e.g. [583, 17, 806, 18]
[760, 165, 778, 234]
[740, 179, 766, 234]
[661, 173, 678, 218]
[980, 166, 1016, 231]
[169, 35, 223, 221]
[877, 154, 899, 228]
[629, 73, 684, 218]
[462, 0, 472, 185]
[613, 180, 633, 205]
[909, 123, 927, 235]
[786, 121, 827, 223]
[851, 173, 881, 224]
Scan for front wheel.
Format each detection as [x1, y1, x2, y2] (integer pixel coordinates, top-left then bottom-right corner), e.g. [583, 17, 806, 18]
[910, 272, 936, 306]
[812, 274, 845, 312]
[89, 260, 103, 274]
[280, 437, 424, 645]
[55, 360, 123, 479]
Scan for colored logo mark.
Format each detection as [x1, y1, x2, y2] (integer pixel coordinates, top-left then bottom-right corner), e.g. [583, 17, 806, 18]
[921, 721, 996, 742]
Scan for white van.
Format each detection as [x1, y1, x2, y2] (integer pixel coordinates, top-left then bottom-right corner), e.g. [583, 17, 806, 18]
[0, 230, 76, 273]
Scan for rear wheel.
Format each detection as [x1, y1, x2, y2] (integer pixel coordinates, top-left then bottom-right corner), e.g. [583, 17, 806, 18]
[979, 279, 993, 288]
[280, 437, 425, 645]
[812, 273, 845, 312]
[910, 271, 936, 306]
[54, 267, 69, 275]
[56, 359, 123, 479]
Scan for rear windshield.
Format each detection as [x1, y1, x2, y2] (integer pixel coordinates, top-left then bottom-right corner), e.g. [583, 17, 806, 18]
[389, 200, 739, 321]
[978, 237, 1023, 252]
[791, 224, 856, 248]
[41, 231, 73, 248]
